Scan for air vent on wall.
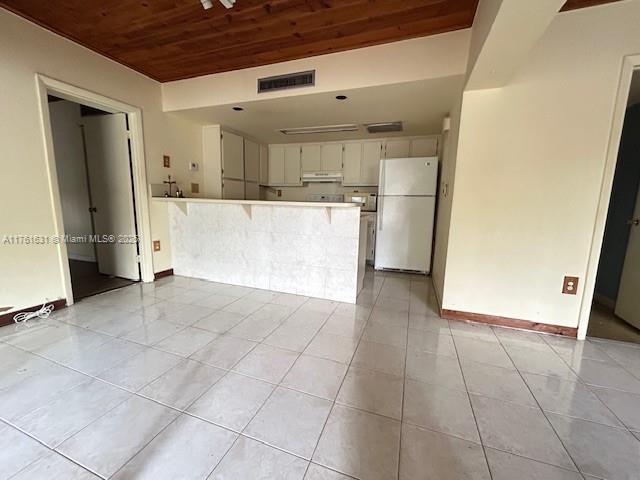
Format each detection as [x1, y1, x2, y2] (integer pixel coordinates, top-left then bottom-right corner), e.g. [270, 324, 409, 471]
[365, 121, 403, 134]
[258, 70, 315, 93]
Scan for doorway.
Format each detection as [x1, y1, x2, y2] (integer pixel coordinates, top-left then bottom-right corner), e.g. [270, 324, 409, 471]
[48, 96, 141, 301]
[586, 69, 640, 344]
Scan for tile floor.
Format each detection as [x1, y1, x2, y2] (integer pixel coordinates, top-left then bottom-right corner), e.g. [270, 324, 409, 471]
[1, 270, 640, 479]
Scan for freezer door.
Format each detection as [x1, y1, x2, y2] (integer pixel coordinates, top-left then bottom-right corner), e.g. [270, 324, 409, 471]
[379, 157, 438, 196]
[375, 196, 435, 272]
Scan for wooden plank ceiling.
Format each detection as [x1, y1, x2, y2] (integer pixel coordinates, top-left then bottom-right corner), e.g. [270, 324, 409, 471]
[1, 0, 622, 82]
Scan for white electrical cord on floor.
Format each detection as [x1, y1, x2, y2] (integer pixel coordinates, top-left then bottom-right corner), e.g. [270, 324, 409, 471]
[13, 303, 54, 324]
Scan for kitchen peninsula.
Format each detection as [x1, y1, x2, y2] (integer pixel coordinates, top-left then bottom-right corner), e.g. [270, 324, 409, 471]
[151, 197, 366, 303]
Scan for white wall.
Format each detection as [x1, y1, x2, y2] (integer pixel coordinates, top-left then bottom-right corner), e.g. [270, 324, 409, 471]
[0, 9, 201, 311]
[441, 1, 640, 328]
[48, 100, 96, 262]
[162, 30, 471, 111]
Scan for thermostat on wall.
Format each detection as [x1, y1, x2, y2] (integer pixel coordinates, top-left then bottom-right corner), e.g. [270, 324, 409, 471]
[189, 162, 199, 172]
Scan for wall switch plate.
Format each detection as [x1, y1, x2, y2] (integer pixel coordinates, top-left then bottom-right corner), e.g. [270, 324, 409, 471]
[153, 240, 161, 252]
[191, 183, 199, 194]
[163, 155, 170, 168]
[562, 276, 579, 295]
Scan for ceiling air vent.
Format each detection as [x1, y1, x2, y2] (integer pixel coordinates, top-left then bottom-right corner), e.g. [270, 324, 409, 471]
[258, 70, 315, 93]
[365, 121, 403, 134]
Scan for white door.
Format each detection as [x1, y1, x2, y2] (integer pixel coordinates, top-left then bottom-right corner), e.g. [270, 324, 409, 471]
[321, 144, 343, 171]
[410, 137, 438, 157]
[83, 114, 139, 280]
[385, 139, 411, 158]
[375, 196, 435, 273]
[301, 145, 321, 172]
[223, 178, 245, 199]
[380, 157, 438, 196]
[284, 145, 301, 185]
[222, 131, 244, 180]
[361, 141, 383, 185]
[268, 146, 285, 185]
[244, 139, 259, 182]
[343, 143, 362, 185]
[615, 189, 640, 328]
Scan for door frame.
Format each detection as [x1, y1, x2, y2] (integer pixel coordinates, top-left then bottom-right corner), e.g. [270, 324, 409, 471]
[35, 74, 154, 306]
[578, 54, 640, 340]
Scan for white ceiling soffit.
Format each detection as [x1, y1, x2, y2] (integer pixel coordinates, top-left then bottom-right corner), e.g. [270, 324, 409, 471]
[172, 76, 465, 144]
[466, 0, 566, 91]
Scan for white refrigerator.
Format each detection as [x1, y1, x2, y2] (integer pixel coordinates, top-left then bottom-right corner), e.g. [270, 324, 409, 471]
[375, 157, 438, 273]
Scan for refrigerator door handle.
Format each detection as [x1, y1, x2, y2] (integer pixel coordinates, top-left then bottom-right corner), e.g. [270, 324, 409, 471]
[379, 159, 386, 197]
[378, 197, 383, 231]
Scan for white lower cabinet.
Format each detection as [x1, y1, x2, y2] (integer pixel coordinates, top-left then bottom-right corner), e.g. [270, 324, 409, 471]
[222, 178, 245, 200]
[245, 181, 260, 200]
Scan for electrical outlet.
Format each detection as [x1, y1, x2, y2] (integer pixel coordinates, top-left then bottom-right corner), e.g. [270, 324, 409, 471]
[277, 189, 282, 197]
[163, 155, 170, 168]
[191, 183, 199, 194]
[562, 276, 579, 295]
[153, 240, 161, 252]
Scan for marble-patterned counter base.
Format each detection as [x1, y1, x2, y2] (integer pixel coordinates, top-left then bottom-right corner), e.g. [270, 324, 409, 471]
[167, 201, 361, 303]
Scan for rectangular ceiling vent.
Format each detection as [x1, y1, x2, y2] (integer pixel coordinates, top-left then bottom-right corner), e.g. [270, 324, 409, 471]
[365, 121, 403, 134]
[258, 70, 315, 93]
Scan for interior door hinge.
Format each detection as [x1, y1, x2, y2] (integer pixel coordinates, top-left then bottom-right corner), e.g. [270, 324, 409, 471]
[136, 254, 141, 263]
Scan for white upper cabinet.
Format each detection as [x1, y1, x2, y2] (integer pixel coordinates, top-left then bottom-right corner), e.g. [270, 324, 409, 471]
[343, 142, 362, 185]
[301, 144, 321, 173]
[384, 139, 411, 159]
[244, 138, 260, 182]
[269, 144, 302, 186]
[259, 144, 269, 185]
[221, 131, 244, 179]
[361, 141, 383, 186]
[265, 136, 438, 187]
[321, 144, 343, 171]
[410, 137, 438, 157]
[284, 145, 302, 185]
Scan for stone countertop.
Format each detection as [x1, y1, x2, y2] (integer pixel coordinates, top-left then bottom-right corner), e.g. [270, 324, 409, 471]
[151, 197, 360, 208]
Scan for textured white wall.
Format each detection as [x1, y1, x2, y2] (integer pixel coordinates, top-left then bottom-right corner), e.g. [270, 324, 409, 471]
[168, 202, 361, 302]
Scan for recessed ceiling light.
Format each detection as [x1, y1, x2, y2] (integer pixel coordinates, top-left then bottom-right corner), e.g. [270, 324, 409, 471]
[232, 106, 244, 111]
[335, 95, 348, 100]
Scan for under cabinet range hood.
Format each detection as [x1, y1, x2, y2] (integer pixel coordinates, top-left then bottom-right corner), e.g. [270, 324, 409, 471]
[302, 171, 343, 182]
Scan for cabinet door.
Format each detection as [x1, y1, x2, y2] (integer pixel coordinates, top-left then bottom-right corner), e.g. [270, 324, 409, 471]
[222, 178, 245, 199]
[410, 137, 438, 157]
[384, 139, 411, 158]
[361, 141, 383, 185]
[342, 143, 362, 185]
[244, 139, 259, 182]
[245, 181, 260, 200]
[222, 131, 244, 179]
[321, 143, 343, 171]
[366, 218, 376, 262]
[284, 145, 302, 185]
[259, 144, 269, 185]
[269, 146, 285, 185]
[301, 145, 321, 173]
